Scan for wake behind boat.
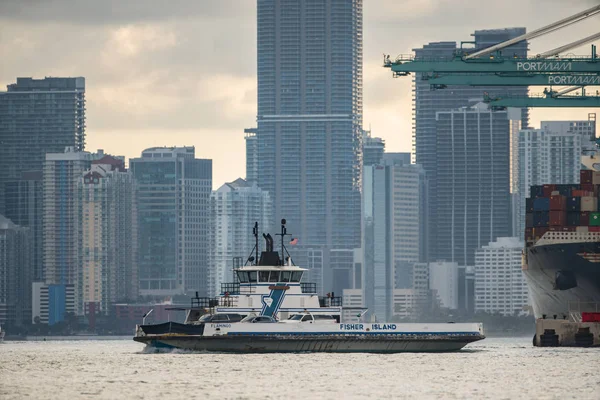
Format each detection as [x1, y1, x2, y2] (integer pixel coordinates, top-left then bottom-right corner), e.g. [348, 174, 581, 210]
[134, 220, 485, 353]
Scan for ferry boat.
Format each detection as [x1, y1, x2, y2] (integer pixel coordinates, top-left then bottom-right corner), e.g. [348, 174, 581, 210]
[134, 221, 485, 353]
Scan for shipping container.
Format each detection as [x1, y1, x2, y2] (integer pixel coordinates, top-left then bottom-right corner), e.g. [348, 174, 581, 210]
[590, 212, 600, 226]
[533, 212, 549, 227]
[533, 227, 548, 239]
[572, 190, 594, 197]
[555, 184, 576, 196]
[560, 226, 576, 232]
[581, 196, 598, 212]
[530, 185, 544, 198]
[525, 197, 534, 213]
[581, 212, 591, 225]
[542, 184, 556, 197]
[581, 169, 593, 184]
[592, 171, 600, 185]
[566, 196, 581, 212]
[589, 226, 600, 232]
[533, 197, 550, 212]
[576, 226, 589, 233]
[549, 195, 566, 211]
[581, 183, 596, 194]
[549, 211, 566, 226]
[525, 213, 534, 228]
[566, 212, 581, 226]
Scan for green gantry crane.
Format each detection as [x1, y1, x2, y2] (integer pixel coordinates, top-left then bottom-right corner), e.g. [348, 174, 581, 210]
[384, 5, 600, 108]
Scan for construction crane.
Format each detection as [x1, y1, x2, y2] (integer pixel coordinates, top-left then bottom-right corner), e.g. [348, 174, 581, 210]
[383, 5, 600, 108]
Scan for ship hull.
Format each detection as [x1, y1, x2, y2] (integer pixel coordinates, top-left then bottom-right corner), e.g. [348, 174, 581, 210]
[134, 334, 483, 353]
[524, 241, 600, 318]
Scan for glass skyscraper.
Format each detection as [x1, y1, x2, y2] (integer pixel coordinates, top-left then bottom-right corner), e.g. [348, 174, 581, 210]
[413, 29, 529, 263]
[256, 0, 363, 294]
[0, 77, 86, 214]
[130, 147, 212, 297]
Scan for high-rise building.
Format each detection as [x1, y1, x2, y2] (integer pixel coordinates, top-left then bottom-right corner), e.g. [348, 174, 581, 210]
[429, 261, 459, 310]
[515, 122, 587, 239]
[244, 128, 258, 185]
[362, 154, 427, 321]
[363, 130, 385, 166]
[77, 156, 138, 316]
[435, 105, 513, 266]
[0, 77, 85, 214]
[413, 29, 528, 262]
[31, 282, 75, 325]
[209, 178, 272, 296]
[4, 171, 43, 281]
[0, 215, 31, 327]
[130, 147, 212, 297]
[256, 0, 363, 294]
[474, 237, 529, 316]
[43, 147, 103, 316]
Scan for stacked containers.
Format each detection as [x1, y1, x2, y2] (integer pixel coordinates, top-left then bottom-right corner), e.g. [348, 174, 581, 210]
[525, 169, 600, 245]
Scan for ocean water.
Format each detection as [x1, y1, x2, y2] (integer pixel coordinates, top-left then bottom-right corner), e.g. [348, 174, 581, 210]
[1, 337, 599, 399]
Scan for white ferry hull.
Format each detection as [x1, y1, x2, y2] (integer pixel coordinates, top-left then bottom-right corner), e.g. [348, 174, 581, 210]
[134, 334, 482, 353]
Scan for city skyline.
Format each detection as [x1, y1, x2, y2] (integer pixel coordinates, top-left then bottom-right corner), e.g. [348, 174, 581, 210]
[1, 0, 598, 188]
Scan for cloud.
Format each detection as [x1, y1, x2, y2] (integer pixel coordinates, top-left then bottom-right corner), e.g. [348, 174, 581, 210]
[1, 0, 599, 187]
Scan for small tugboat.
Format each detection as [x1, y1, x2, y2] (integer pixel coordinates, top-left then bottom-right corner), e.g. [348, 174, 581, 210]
[134, 220, 485, 353]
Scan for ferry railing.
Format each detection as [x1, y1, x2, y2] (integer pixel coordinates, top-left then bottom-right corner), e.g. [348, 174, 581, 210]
[319, 296, 343, 307]
[220, 282, 257, 295]
[300, 282, 317, 293]
[190, 297, 220, 308]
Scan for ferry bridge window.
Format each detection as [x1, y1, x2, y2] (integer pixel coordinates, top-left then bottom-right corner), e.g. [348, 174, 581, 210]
[301, 314, 313, 322]
[248, 271, 257, 283]
[269, 271, 280, 282]
[291, 272, 303, 282]
[259, 271, 270, 282]
[237, 271, 249, 283]
[281, 271, 291, 282]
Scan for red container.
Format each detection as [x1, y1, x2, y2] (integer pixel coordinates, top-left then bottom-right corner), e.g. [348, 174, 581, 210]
[581, 312, 600, 323]
[549, 195, 566, 211]
[581, 212, 590, 225]
[589, 226, 600, 232]
[542, 184, 556, 197]
[533, 227, 548, 239]
[581, 170, 593, 184]
[549, 211, 566, 226]
[581, 183, 595, 194]
[572, 190, 594, 197]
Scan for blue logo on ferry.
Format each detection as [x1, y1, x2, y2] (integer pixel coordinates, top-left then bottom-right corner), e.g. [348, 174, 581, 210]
[260, 284, 287, 317]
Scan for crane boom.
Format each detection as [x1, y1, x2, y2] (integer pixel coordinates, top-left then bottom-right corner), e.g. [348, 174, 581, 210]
[464, 5, 600, 59]
[427, 73, 600, 86]
[538, 33, 600, 58]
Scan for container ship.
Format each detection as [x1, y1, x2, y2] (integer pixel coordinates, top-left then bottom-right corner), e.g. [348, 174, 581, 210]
[524, 169, 600, 346]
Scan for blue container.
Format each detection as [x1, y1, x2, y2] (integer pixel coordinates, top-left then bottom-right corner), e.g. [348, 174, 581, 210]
[530, 185, 544, 198]
[533, 212, 549, 227]
[556, 184, 575, 196]
[525, 213, 534, 228]
[533, 197, 550, 212]
[525, 198, 534, 213]
[567, 196, 581, 212]
[567, 212, 580, 226]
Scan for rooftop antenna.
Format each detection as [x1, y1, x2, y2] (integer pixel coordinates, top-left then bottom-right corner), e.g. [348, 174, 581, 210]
[276, 219, 288, 266]
[246, 221, 259, 266]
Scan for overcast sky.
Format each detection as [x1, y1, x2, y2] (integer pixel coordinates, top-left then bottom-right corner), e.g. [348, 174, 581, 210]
[1, 0, 599, 187]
